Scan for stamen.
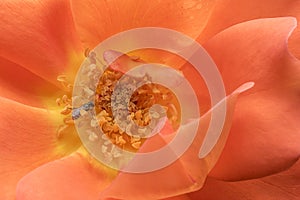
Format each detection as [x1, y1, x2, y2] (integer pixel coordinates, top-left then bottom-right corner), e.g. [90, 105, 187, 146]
[56, 124, 69, 138]
[94, 66, 180, 152]
[84, 48, 91, 57]
[86, 130, 98, 142]
[131, 141, 141, 149]
[57, 75, 67, 82]
[63, 117, 74, 125]
[56, 74, 75, 138]
[55, 54, 180, 151]
[56, 98, 62, 106]
[168, 103, 178, 122]
[60, 105, 72, 115]
[56, 75, 73, 92]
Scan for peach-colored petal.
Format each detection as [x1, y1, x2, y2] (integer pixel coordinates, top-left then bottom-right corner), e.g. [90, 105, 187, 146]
[0, 0, 83, 85]
[16, 153, 113, 200]
[98, 83, 252, 200]
[188, 158, 300, 200]
[204, 17, 300, 180]
[100, 136, 196, 200]
[70, 0, 217, 49]
[200, 0, 300, 59]
[0, 97, 79, 199]
[0, 57, 59, 107]
[199, 0, 299, 42]
[204, 17, 298, 94]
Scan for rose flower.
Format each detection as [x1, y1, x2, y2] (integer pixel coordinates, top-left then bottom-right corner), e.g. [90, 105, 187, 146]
[0, 0, 299, 200]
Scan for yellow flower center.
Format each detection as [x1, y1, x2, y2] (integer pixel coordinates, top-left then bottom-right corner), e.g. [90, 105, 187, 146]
[55, 51, 181, 154]
[94, 67, 181, 152]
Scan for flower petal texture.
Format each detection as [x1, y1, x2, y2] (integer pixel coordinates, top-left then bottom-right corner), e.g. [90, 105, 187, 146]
[0, 0, 83, 84]
[204, 17, 300, 180]
[16, 153, 113, 200]
[0, 57, 59, 107]
[0, 97, 73, 199]
[70, 0, 217, 48]
[189, 159, 300, 200]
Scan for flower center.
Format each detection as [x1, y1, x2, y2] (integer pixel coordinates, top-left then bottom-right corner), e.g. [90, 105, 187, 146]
[56, 51, 181, 153]
[94, 66, 180, 152]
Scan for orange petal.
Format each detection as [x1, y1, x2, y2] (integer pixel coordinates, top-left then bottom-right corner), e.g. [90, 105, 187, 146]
[16, 153, 113, 200]
[204, 17, 298, 94]
[204, 18, 300, 180]
[98, 83, 252, 200]
[188, 158, 300, 200]
[0, 0, 83, 84]
[0, 57, 59, 107]
[0, 97, 77, 199]
[70, 0, 217, 48]
[199, 0, 299, 41]
[199, 0, 300, 59]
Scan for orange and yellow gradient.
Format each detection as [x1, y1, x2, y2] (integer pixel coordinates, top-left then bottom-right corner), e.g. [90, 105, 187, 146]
[0, 0, 300, 200]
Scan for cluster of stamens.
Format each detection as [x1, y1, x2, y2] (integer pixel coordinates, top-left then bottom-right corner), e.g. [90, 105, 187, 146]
[94, 67, 180, 152]
[56, 75, 75, 138]
[56, 51, 180, 154]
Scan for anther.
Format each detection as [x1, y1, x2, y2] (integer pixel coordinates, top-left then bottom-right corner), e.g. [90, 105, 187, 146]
[84, 48, 91, 57]
[132, 141, 141, 149]
[60, 106, 72, 115]
[57, 75, 67, 82]
[56, 124, 69, 138]
[56, 98, 62, 106]
[63, 117, 74, 125]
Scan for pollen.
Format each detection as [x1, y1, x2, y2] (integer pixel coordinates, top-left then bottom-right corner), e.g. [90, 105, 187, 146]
[94, 66, 181, 152]
[55, 52, 181, 153]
